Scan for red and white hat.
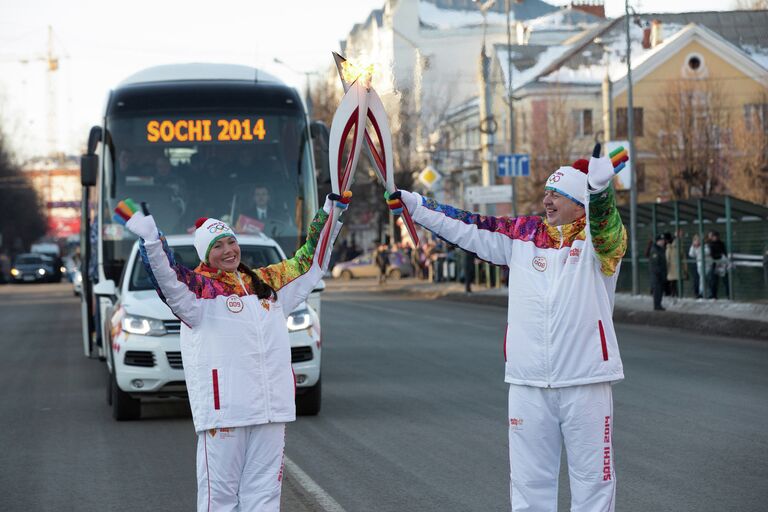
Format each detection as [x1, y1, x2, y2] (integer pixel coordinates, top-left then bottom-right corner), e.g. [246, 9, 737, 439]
[194, 217, 237, 263]
[544, 159, 589, 207]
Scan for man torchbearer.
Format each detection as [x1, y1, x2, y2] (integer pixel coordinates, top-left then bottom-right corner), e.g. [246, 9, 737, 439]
[388, 145, 628, 512]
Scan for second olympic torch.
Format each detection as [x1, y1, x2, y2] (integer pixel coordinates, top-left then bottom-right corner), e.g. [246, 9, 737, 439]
[317, 53, 421, 266]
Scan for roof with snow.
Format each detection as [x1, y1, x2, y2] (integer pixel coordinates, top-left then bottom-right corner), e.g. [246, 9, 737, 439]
[418, 0, 558, 30]
[533, 10, 768, 88]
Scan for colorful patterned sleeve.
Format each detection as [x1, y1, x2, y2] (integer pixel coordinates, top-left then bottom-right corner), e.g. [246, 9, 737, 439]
[412, 194, 545, 266]
[255, 208, 329, 291]
[589, 186, 628, 276]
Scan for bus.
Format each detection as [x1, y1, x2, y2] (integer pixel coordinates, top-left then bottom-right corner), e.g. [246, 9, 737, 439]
[79, 63, 327, 365]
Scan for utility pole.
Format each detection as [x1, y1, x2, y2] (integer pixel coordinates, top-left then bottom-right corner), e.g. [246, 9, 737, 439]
[625, 0, 639, 295]
[505, 0, 517, 217]
[479, 45, 495, 207]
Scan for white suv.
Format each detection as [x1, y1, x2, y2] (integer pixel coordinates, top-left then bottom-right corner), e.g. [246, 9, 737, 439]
[103, 234, 324, 420]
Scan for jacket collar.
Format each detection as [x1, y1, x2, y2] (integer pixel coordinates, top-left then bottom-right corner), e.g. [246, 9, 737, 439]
[543, 215, 586, 246]
[194, 263, 253, 296]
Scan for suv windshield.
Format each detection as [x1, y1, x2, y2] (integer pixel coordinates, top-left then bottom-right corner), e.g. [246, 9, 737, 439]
[15, 255, 44, 265]
[129, 244, 283, 291]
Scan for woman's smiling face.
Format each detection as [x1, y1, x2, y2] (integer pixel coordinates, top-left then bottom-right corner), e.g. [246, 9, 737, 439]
[207, 236, 241, 272]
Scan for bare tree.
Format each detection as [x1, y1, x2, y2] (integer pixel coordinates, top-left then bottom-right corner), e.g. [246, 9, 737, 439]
[520, 90, 575, 214]
[0, 128, 47, 254]
[730, 96, 768, 205]
[733, 0, 768, 9]
[652, 79, 732, 199]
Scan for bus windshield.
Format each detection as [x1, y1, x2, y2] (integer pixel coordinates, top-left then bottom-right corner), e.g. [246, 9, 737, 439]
[101, 109, 317, 282]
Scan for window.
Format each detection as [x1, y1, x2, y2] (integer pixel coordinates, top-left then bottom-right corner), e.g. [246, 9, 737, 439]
[572, 109, 593, 137]
[616, 107, 644, 137]
[744, 103, 768, 132]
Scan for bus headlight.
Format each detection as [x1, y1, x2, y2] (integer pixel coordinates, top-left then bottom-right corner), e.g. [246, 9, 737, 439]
[122, 314, 166, 336]
[287, 309, 311, 332]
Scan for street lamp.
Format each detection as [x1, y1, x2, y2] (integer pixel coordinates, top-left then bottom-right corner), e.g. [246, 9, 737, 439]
[624, 1, 640, 295]
[273, 57, 318, 119]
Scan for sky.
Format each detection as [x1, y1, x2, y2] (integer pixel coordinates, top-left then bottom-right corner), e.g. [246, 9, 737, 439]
[0, 0, 742, 160]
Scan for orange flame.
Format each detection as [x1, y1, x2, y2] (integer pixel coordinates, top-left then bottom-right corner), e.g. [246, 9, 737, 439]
[340, 59, 376, 88]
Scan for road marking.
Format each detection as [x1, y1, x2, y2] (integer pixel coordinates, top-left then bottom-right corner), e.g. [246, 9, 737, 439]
[284, 456, 347, 512]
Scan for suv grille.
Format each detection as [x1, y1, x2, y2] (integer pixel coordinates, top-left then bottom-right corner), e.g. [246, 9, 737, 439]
[163, 320, 181, 334]
[124, 351, 155, 367]
[166, 351, 184, 370]
[291, 346, 313, 363]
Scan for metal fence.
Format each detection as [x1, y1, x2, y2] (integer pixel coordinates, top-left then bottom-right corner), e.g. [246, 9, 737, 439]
[617, 196, 768, 302]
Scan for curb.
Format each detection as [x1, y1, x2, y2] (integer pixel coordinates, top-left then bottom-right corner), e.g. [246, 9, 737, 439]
[372, 284, 768, 341]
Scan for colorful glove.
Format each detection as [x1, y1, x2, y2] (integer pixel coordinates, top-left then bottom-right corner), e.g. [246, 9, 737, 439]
[113, 199, 159, 241]
[385, 189, 418, 216]
[587, 143, 628, 193]
[324, 191, 353, 214]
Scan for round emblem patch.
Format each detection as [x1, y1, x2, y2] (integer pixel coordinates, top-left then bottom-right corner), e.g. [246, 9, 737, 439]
[225, 294, 244, 313]
[532, 256, 547, 272]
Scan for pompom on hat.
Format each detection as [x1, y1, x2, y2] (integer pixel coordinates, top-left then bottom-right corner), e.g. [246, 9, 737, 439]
[543, 159, 589, 207]
[194, 217, 237, 263]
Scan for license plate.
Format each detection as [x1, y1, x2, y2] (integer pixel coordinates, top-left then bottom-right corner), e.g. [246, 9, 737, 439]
[23, 275, 34, 281]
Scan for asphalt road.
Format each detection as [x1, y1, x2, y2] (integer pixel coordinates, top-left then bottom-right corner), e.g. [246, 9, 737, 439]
[1, 282, 767, 511]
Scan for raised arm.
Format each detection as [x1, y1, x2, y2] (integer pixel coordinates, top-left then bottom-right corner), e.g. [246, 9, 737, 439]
[115, 200, 203, 327]
[392, 190, 535, 266]
[255, 195, 345, 315]
[586, 146, 628, 276]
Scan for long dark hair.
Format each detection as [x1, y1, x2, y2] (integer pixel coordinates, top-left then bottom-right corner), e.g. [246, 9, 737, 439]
[237, 263, 277, 300]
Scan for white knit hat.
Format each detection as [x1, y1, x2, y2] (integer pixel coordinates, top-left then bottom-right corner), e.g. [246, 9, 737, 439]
[194, 217, 237, 263]
[544, 159, 589, 207]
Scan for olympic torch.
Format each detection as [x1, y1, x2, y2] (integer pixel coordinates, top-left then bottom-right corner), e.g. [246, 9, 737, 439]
[331, 52, 420, 248]
[315, 62, 371, 268]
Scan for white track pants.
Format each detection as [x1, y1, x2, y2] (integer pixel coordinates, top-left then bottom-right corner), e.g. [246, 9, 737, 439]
[196, 423, 286, 512]
[508, 383, 616, 512]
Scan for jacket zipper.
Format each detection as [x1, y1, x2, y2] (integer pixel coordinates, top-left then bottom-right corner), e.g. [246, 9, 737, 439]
[544, 227, 566, 387]
[238, 271, 272, 421]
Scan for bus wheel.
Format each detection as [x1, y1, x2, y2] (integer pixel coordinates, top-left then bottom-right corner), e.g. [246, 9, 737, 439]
[111, 370, 141, 421]
[296, 377, 321, 416]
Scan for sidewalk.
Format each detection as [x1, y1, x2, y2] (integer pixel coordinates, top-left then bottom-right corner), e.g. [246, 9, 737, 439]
[328, 278, 768, 341]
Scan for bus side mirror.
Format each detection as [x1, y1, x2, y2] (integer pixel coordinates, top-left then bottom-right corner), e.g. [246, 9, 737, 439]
[310, 120, 330, 182]
[81, 154, 98, 186]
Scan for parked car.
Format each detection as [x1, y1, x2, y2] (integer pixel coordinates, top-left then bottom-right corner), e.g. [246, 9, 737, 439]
[10, 253, 58, 283]
[101, 233, 324, 420]
[331, 250, 413, 280]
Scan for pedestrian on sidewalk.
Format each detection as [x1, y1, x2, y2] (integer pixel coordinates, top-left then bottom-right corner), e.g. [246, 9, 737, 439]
[649, 234, 668, 310]
[665, 230, 686, 297]
[375, 241, 389, 284]
[463, 250, 476, 294]
[688, 234, 707, 298]
[387, 144, 626, 512]
[707, 230, 729, 299]
[114, 193, 349, 512]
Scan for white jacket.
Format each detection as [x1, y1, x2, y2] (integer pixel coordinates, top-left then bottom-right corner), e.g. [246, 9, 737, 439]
[403, 187, 627, 388]
[140, 207, 340, 432]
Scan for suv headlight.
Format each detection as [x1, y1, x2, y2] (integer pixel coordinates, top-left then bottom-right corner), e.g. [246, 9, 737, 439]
[286, 309, 311, 332]
[122, 314, 166, 336]
[10, 268, 19, 276]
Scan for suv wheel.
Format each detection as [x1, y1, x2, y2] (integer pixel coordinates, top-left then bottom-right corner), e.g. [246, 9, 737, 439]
[296, 377, 321, 416]
[111, 370, 141, 421]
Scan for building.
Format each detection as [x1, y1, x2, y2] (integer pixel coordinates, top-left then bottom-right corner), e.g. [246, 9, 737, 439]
[23, 156, 81, 239]
[435, 9, 768, 214]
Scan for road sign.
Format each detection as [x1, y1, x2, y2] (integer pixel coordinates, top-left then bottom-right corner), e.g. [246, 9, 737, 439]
[418, 166, 441, 188]
[497, 153, 530, 177]
[465, 185, 513, 205]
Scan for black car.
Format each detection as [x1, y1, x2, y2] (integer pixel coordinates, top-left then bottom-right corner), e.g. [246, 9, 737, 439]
[10, 253, 58, 283]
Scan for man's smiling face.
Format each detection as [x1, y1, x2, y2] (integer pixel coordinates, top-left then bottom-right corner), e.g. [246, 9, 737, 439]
[542, 190, 585, 226]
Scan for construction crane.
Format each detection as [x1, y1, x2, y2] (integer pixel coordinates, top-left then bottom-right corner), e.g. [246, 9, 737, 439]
[0, 25, 66, 156]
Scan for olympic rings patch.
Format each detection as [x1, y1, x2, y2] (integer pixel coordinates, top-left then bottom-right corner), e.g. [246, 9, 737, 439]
[547, 171, 564, 184]
[208, 222, 230, 233]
